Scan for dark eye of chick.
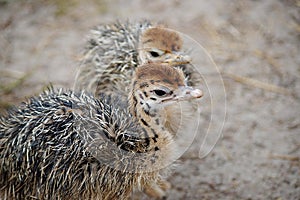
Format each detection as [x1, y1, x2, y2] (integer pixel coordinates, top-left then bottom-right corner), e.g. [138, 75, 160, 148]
[149, 51, 160, 58]
[153, 89, 167, 96]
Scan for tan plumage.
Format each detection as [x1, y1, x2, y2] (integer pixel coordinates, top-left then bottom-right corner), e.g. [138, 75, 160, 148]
[138, 27, 189, 65]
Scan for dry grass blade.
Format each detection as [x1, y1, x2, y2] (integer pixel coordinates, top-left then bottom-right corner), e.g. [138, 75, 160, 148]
[268, 154, 300, 162]
[222, 72, 293, 96]
[0, 69, 26, 78]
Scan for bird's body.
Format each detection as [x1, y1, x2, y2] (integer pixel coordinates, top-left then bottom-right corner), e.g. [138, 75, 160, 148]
[75, 21, 149, 96]
[0, 89, 141, 199]
[1, 63, 202, 199]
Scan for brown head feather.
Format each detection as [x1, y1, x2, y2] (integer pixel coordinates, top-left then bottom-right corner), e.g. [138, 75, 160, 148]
[141, 28, 183, 52]
[135, 63, 186, 88]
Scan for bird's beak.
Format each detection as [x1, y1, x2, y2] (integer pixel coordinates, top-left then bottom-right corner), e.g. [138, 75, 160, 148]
[164, 53, 192, 66]
[162, 86, 203, 103]
[175, 86, 203, 100]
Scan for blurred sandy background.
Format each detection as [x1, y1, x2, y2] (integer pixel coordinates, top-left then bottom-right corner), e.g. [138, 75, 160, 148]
[0, 0, 299, 199]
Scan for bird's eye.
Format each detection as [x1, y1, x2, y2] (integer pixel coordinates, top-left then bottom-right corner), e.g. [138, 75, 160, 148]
[149, 51, 160, 58]
[153, 89, 167, 97]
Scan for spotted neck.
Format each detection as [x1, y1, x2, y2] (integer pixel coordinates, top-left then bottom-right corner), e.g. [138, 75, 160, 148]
[129, 85, 173, 149]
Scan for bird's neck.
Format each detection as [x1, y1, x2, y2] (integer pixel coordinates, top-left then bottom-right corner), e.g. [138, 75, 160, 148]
[129, 92, 173, 145]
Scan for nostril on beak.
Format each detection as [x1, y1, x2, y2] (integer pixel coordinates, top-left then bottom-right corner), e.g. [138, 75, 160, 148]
[181, 87, 203, 98]
[178, 86, 203, 100]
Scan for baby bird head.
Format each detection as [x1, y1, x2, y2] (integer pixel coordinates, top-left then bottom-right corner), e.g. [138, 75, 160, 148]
[138, 27, 191, 65]
[129, 63, 203, 118]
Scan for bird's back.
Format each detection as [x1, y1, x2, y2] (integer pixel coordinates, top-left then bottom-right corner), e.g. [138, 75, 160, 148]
[0, 88, 154, 199]
[74, 21, 152, 96]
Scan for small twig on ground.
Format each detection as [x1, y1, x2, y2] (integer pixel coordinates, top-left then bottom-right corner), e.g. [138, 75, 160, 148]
[0, 69, 26, 78]
[268, 154, 300, 162]
[222, 72, 293, 96]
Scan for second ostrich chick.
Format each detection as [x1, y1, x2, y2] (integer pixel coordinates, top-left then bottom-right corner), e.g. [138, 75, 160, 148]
[74, 21, 196, 97]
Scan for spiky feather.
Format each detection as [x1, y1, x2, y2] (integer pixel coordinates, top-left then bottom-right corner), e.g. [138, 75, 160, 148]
[0, 88, 165, 200]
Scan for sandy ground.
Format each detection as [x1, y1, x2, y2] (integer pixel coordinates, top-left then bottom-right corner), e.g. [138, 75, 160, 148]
[0, 0, 300, 199]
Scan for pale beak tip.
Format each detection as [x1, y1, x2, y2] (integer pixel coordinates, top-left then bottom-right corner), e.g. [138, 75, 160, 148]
[182, 55, 192, 62]
[191, 89, 203, 98]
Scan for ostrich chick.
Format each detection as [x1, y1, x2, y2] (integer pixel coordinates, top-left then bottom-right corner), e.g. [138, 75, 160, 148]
[74, 21, 196, 97]
[0, 63, 202, 199]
